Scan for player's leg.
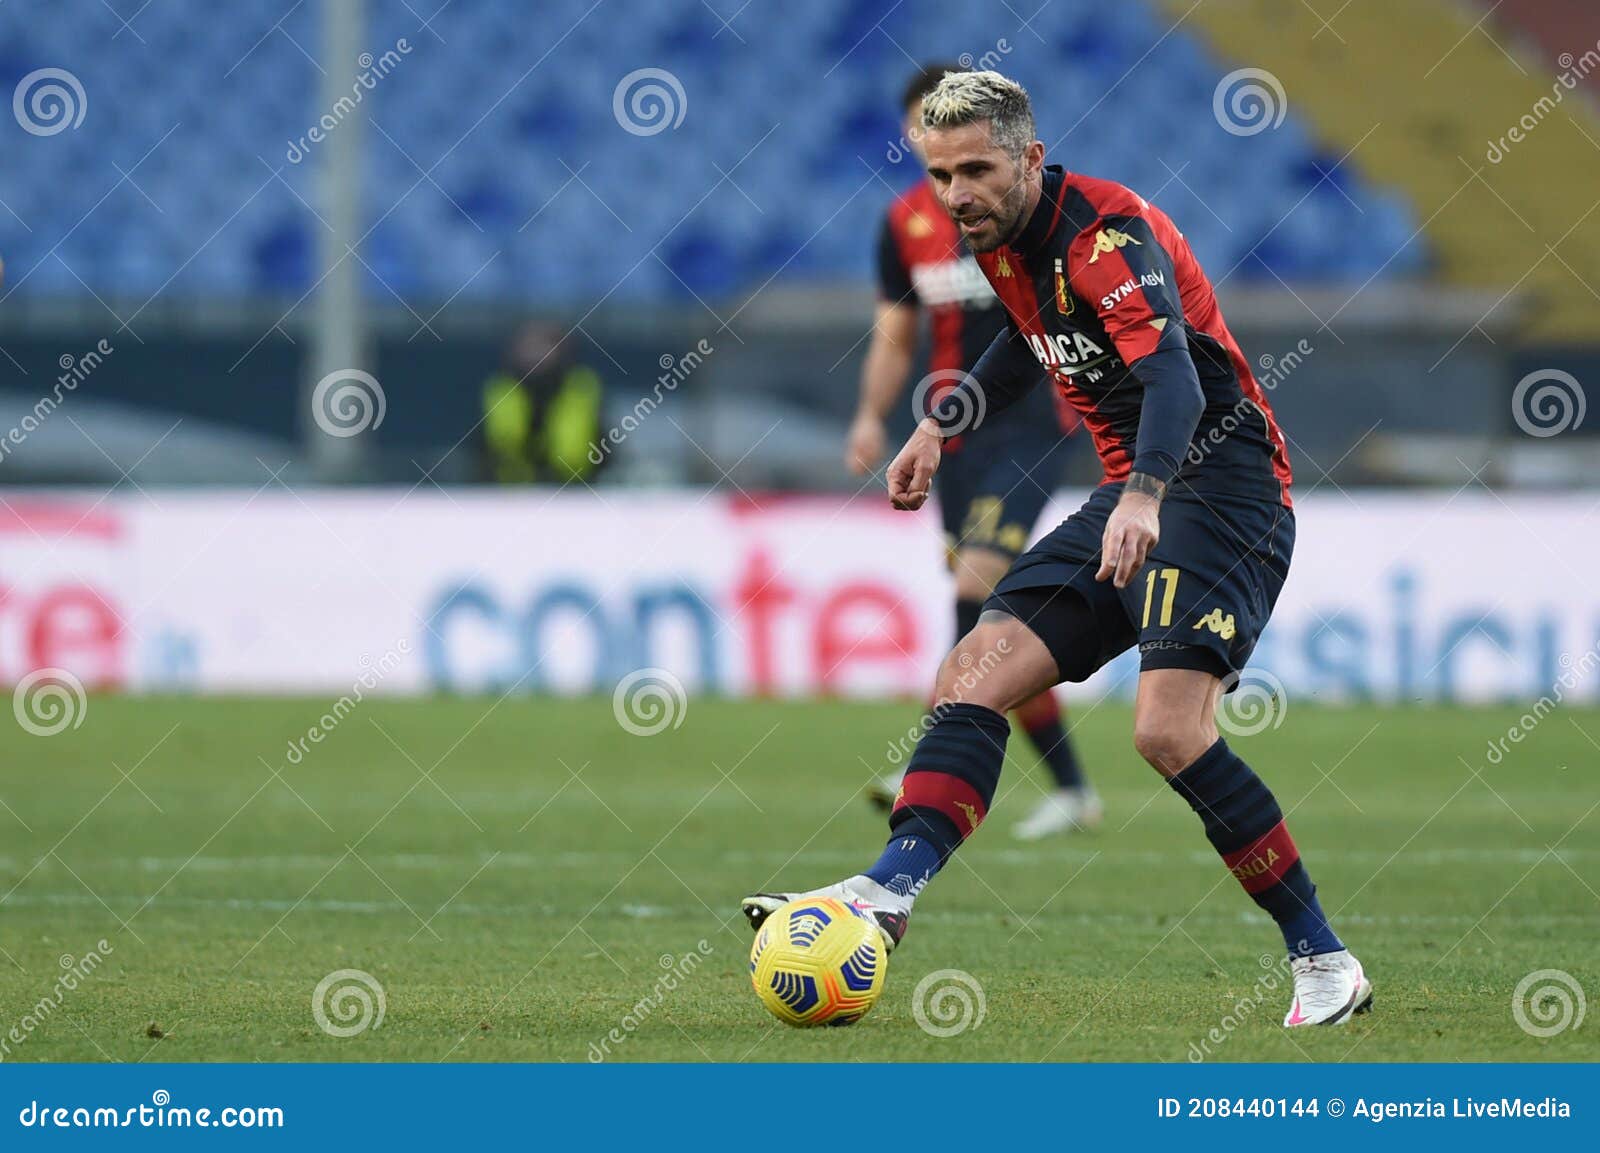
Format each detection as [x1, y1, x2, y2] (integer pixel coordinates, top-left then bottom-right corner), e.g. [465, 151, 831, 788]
[1134, 666, 1370, 1025]
[867, 451, 1096, 822]
[744, 611, 1060, 950]
[742, 495, 1127, 952]
[1125, 495, 1370, 1026]
[1011, 688, 1087, 792]
[949, 458, 1101, 835]
[950, 543, 1098, 838]
[1133, 667, 1346, 955]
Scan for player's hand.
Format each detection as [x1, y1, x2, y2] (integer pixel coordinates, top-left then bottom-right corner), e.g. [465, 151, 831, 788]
[887, 418, 943, 510]
[844, 413, 887, 476]
[1096, 484, 1162, 588]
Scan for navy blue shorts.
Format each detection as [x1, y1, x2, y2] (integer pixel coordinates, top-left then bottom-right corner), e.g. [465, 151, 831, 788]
[984, 485, 1295, 682]
[937, 435, 1070, 568]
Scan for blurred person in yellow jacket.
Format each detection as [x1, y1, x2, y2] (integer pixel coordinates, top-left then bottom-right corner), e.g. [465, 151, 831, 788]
[479, 321, 604, 483]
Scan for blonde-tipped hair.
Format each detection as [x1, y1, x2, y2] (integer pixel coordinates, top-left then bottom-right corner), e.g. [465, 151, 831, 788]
[920, 70, 1035, 159]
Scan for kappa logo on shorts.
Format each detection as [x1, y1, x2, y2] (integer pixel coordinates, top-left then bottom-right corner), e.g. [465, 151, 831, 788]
[1193, 608, 1237, 639]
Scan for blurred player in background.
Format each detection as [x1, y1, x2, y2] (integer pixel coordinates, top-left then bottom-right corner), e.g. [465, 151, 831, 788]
[848, 65, 1100, 840]
[748, 71, 1369, 1027]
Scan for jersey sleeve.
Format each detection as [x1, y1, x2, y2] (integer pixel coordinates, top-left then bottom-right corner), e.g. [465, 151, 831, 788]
[1069, 213, 1203, 486]
[1065, 214, 1184, 366]
[875, 211, 915, 303]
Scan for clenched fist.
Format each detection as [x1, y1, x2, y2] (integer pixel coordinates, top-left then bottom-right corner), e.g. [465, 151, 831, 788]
[887, 418, 944, 510]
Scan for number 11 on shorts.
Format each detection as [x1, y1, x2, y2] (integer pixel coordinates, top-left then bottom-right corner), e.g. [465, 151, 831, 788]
[1142, 567, 1180, 628]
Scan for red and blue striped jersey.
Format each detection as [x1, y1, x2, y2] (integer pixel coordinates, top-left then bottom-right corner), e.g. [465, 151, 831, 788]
[973, 166, 1293, 505]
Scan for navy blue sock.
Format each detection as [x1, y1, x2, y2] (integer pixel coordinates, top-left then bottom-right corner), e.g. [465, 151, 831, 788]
[1168, 738, 1343, 958]
[1014, 695, 1086, 789]
[863, 834, 945, 899]
[870, 702, 1009, 896]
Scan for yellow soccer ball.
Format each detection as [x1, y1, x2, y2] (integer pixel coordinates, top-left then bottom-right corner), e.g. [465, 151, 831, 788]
[749, 897, 887, 1027]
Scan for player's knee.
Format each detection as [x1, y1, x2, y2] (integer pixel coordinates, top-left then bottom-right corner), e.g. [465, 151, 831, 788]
[934, 621, 1022, 710]
[1132, 716, 1211, 778]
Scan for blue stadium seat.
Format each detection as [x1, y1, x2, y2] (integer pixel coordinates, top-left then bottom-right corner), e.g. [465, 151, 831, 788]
[0, 0, 1427, 304]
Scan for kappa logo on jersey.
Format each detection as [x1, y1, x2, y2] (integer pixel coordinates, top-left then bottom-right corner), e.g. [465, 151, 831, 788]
[1087, 227, 1142, 264]
[1193, 608, 1237, 639]
[1053, 257, 1074, 315]
[905, 212, 934, 238]
[1027, 330, 1108, 370]
[1100, 269, 1166, 310]
[994, 253, 1013, 278]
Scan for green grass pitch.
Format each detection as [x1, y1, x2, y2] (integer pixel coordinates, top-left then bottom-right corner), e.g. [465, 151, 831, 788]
[0, 695, 1596, 1062]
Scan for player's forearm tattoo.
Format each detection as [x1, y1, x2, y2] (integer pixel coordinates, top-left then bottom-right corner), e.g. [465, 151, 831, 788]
[1124, 471, 1167, 501]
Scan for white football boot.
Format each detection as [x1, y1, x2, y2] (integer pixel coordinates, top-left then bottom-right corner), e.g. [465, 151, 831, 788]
[1282, 949, 1373, 1026]
[741, 877, 909, 954]
[1011, 786, 1104, 840]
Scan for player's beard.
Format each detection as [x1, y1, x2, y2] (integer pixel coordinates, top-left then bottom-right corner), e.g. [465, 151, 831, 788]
[961, 177, 1028, 253]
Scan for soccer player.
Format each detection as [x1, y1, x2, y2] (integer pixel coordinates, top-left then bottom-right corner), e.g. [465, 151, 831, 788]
[851, 64, 1101, 840]
[745, 71, 1371, 1026]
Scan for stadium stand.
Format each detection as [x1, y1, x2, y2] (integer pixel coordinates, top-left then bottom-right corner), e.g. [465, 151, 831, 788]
[1171, 0, 1600, 340]
[0, 0, 1425, 304]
